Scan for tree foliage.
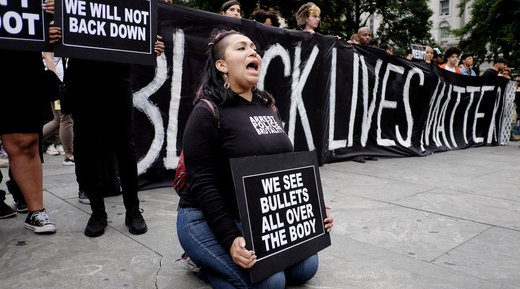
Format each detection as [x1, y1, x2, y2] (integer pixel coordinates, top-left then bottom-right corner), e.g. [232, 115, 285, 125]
[453, 0, 520, 70]
[375, 0, 434, 56]
[172, 0, 435, 57]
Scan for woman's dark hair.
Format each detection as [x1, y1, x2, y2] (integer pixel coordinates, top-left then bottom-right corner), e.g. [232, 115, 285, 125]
[249, 9, 280, 27]
[220, 0, 240, 13]
[196, 29, 274, 107]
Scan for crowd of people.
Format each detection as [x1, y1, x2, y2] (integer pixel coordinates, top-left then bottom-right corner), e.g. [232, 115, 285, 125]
[1, 0, 517, 288]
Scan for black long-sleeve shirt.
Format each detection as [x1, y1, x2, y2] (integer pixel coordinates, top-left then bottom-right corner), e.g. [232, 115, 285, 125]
[179, 93, 293, 250]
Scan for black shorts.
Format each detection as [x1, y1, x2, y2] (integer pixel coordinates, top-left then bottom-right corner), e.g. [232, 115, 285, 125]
[0, 50, 44, 135]
[0, 94, 42, 135]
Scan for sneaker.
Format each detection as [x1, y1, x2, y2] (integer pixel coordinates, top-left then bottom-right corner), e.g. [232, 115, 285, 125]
[125, 207, 148, 235]
[15, 201, 29, 213]
[0, 146, 8, 159]
[84, 212, 108, 237]
[0, 201, 16, 219]
[55, 144, 65, 155]
[63, 157, 75, 166]
[78, 190, 90, 204]
[24, 209, 56, 234]
[0, 158, 8, 168]
[46, 145, 59, 156]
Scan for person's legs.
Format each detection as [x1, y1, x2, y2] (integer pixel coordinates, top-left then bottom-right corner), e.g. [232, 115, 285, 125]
[58, 112, 74, 159]
[284, 254, 319, 285]
[1, 133, 56, 233]
[73, 112, 106, 237]
[111, 88, 146, 234]
[0, 170, 17, 219]
[42, 103, 60, 141]
[2, 133, 42, 211]
[7, 168, 28, 212]
[177, 208, 285, 289]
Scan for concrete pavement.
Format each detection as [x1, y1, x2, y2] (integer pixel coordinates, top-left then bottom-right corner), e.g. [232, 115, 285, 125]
[1, 143, 519, 289]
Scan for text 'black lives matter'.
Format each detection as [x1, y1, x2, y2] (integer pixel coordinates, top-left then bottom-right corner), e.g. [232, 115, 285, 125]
[230, 151, 331, 283]
[54, 0, 157, 65]
[0, 0, 47, 51]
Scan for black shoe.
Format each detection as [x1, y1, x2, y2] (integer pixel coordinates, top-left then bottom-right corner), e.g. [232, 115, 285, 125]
[0, 201, 16, 219]
[24, 209, 56, 234]
[84, 212, 108, 237]
[352, 156, 366, 163]
[125, 207, 147, 235]
[15, 201, 28, 213]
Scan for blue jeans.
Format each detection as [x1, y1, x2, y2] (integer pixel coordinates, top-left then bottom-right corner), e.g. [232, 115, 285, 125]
[177, 207, 319, 289]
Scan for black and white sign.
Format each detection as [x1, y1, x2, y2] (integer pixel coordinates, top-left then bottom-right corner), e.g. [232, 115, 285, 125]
[411, 44, 426, 60]
[230, 151, 331, 283]
[131, 4, 514, 190]
[0, 0, 47, 51]
[54, 0, 156, 65]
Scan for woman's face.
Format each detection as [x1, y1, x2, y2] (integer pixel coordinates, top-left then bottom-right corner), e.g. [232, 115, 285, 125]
[425, 46, 433, 63]
[306, 13, 320, 30]
[216, 34, 262, 92]
[222, 4, 241, 18]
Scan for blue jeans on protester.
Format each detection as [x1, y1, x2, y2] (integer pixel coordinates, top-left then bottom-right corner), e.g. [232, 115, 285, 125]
[177, 207, 319, 289]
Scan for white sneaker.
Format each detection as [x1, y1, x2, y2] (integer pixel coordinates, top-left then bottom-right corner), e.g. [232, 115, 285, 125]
[0, 158, 8, 168]
[55, 144, 65, 155]
[46, 145, 59, 156]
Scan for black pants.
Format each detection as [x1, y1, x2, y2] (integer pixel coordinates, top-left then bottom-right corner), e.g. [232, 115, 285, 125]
[72, 86, 139, 215]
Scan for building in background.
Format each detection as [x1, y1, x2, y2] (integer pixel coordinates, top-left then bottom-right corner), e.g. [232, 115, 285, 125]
[428, 0, 473, 48]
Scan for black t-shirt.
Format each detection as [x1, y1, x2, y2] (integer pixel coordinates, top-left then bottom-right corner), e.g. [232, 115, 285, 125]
[179, 93, 293, 250]
[481, 68, 498, 82]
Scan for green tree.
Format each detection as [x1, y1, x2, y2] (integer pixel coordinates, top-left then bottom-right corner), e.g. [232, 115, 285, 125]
[375, 0, 435, 56]
[453, 0, 520, 70]
[173, 0, 435, 57]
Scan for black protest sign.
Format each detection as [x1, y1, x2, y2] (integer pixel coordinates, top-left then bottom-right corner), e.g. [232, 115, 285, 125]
[230, 151, 331, 283]
[411, 44, 426, 60]
[0, 0, 47, 51]
[54, 0, 156, 65]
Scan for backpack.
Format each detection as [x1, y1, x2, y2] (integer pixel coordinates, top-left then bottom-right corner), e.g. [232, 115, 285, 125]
[173, 98, 219, 195]
[173, 96, 278, 195]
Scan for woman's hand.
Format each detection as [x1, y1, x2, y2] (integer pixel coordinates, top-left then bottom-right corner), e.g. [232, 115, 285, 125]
[48, 21, 61, 45]
[230, 237, 256, 269]
[324, 204, 333, 232]
[155, 35, 165, 56]
[42, 0, 54, 14]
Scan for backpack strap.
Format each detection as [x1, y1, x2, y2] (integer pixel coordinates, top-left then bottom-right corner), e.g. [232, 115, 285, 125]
[199, 98, 220, 129]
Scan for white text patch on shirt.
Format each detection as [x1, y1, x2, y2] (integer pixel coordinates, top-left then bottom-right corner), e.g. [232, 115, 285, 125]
[249, 116, 285, 135]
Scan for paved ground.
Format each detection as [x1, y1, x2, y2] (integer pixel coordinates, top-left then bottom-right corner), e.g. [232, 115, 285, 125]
[1, 143, 519, 289]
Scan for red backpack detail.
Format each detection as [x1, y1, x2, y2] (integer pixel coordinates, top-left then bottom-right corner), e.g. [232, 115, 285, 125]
[173, 99, 219, 195]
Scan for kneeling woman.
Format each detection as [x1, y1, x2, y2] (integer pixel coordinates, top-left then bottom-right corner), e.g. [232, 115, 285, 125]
[177, 30, 333, 289]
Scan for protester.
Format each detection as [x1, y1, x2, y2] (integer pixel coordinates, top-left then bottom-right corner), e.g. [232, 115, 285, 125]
[380, 43, 393, 55]
[48, 22, 165, 237]
[176, 30, 333, 288]
[220, 0, 241, 18]
[432, 48, 444, 66]
[357, 27, 372, 46]
[249, 8, 280, 27]
[482, 57, 508, 81]
[348, 34, 359, 44]
[42, 52, 75, 165]
[296, 2, 321, 34]
[440, 46, 462, 74]
[425, 46, 434, 64]
[459, 53, 477, 76]
[369, 38, 379, 48]
[499, 66, 512, 79]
